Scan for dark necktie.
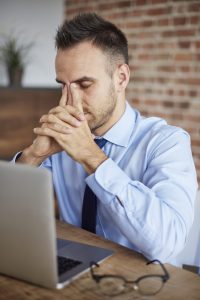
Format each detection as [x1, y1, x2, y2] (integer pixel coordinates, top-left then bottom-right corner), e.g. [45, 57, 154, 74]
[81, 138, 107, 233]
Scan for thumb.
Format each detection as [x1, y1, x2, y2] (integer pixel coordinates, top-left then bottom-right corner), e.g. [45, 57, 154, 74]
[70, 83, 83, 113]
[59, 84, 68, 107]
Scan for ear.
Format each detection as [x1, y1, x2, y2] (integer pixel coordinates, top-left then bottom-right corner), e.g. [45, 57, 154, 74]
[114, 64, 130, 93]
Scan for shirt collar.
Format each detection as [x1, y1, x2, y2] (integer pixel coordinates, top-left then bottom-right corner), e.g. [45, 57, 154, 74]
[102, 101, 137, 147]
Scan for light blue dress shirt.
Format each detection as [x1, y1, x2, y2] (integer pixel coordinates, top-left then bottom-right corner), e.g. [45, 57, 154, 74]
[14, 102, 198, 263]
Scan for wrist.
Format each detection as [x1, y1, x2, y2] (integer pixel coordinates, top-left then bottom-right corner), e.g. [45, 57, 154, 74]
[17, 146, 49, 166]
[80, 149, 108, 174]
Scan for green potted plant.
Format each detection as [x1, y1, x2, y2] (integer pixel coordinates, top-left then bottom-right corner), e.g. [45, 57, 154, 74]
[0, 35, 33, 87]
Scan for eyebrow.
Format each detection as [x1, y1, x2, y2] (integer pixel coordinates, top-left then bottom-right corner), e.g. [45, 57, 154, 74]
[55, 76, 96, 85]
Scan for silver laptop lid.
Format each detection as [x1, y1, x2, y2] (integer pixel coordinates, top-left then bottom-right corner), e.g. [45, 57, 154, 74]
[0, 160, 58, 288]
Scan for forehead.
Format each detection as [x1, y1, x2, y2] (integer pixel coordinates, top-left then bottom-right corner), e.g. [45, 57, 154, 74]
[55, 42, 109, 82]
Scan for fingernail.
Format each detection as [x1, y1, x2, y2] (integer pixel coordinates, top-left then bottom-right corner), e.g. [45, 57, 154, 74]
[79, 113, 85, 121]
[75, 121, 81, 126]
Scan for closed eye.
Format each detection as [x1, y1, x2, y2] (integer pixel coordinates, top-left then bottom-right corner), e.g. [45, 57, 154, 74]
[79, 82, 93, 89]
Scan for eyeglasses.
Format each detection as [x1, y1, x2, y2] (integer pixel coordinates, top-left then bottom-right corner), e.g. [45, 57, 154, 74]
[90, 259, 170, 296]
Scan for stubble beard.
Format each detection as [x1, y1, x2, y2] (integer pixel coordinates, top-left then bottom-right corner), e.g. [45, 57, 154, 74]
[88, 83, 118, 134]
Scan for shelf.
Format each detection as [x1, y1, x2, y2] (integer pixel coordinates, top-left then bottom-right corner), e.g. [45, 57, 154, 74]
[0, 88, 61, 159]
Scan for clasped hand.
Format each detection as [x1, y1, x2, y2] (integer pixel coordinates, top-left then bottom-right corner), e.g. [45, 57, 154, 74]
[33, 84, 95, 163]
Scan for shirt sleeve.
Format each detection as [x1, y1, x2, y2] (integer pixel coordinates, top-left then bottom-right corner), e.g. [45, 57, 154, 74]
[85, 129, 198, 262]
[11, 152, 52, 172]
[11, 151, 23, 163]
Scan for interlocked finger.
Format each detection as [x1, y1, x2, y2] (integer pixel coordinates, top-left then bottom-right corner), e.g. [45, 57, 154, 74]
[49, 105, 85, 122]
[40, 112, 81, 128]
[41, 122, 72, 134]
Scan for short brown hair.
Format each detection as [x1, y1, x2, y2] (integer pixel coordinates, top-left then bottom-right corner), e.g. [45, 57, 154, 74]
[55, 13, 128, 75]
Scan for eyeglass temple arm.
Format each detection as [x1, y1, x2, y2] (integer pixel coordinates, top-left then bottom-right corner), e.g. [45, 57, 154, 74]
[90, 261, 100, 279]
[147, 259, 170, 280]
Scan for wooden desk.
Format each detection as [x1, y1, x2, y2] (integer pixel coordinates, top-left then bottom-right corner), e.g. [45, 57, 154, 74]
[0, 221, 199, 300]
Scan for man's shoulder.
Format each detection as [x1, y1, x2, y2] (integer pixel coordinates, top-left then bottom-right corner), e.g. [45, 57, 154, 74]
[131, 109, 190, 149]
[135, 111, 187, 138]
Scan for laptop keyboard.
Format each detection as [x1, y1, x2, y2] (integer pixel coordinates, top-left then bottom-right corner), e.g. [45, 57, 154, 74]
[57, 256, 82, 276]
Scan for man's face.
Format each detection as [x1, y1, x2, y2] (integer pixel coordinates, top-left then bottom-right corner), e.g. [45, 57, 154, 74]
[55, 42, 120, 136]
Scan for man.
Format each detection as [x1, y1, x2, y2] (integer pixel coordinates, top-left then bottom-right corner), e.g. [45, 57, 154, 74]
[15, 13, 197, 263]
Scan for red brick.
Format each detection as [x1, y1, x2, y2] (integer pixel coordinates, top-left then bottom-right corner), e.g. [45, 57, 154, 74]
[178, 102, 190, 109]
[156, 77, 170, 84]
[187, 78, 200, 85]
[163, 29, 196, 37]
[178, 41, 191, 49]
[129, 43, 138, 50]
[130, 10, 145, 17]
[192, 140, 200, 147]
[189, 90, 197, 97]
[149, 0, 168, 3]
[133, 76, 147, 82]
[130, 98, 140, 105]
[175, 29, 196, 37]
[142, 20, 153, 27]
[138, 31, 157, 38]
[178, 90, 186, 97]
[144, 99, 161, 106]
[117, 1, 131, 8]
[175, 53, 195, 61]
[195, 41, 200, 49]
[147, 7, 171, 16]
[157, 66, 175, 72]
[142, 43, 155, 49]
[98, 2, 117, 10]
[107, 11, 130, 19]
[138, 54, 151, 60]
[173, 17, 187, 26]
[179, 66, 190, 72]
[163, 100, 175, 107]
[135, 0, 148, 5]
[187, 115, 200, 122]
[188, 3, 200, 12]
[125, 21, 141, 29]
[158, 18, 169, 26]
[157, 42, 176, 49]
[166, 89, 174, 96]
[99, 1, 131, 10]
[190, 16, 200, 24]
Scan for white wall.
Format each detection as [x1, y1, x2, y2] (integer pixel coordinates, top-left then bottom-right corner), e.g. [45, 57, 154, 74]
[0, 0, 64, 87]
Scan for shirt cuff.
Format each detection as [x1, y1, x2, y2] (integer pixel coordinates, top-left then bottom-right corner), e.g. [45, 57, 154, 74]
[11, 151, 23, 163]
[85, 158, 130, 205]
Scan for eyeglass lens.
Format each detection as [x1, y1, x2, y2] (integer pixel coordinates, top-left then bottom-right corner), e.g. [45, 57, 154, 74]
[98, 276, 164, 296]
[98, 277, 126, 296]
[137, 276, 164, 295]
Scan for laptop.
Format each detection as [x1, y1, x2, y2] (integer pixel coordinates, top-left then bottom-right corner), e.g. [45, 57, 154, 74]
[0, 160, 113, 289]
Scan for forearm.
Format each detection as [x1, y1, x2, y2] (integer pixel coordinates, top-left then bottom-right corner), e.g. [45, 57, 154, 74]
[86, 158, 197, 262]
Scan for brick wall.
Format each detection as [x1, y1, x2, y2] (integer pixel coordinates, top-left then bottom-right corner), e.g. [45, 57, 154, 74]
[65, 0, 200, 184]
